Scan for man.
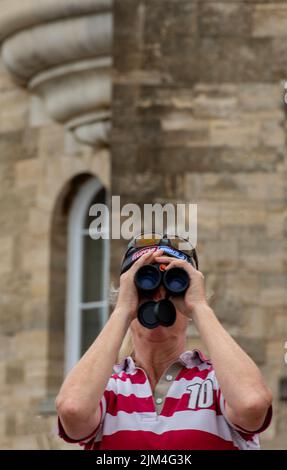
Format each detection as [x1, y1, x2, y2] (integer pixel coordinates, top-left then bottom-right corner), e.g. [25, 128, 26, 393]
[56, 234, 272, 450]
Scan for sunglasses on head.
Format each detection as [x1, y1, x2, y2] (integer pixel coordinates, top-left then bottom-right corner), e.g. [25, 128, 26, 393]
[126, 232, 198, 269]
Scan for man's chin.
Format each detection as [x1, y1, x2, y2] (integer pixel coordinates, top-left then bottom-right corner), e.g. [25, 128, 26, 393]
[141, 324, 174, 341]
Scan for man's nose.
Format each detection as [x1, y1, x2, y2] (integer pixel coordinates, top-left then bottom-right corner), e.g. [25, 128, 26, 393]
[152, 285, 166, 301]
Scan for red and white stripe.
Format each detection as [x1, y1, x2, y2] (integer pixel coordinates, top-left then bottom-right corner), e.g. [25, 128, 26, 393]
[58, 350, 271, 450]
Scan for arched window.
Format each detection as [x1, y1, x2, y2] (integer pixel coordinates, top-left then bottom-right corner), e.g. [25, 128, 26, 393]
[64, 178, 109, 375]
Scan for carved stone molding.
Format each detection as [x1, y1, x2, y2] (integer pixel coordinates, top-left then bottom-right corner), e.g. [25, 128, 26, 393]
[0, 0, 113, 147]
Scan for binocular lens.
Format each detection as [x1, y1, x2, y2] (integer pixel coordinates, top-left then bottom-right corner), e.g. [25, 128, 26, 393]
[134, 265, 161, 294]
[138, 301, 159, 329]
[155, 299, 176, 327]
[135, 264, 190, 329]
[163, 267, 190, 296]
[138, 299, 176, 329]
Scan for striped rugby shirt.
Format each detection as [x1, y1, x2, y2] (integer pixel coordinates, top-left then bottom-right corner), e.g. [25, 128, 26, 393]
[58, 349, 272, 450]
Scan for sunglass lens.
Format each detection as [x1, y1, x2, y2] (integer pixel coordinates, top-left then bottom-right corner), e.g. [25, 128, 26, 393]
[165, 235, 193, 254]
[134, 233, 162, 247]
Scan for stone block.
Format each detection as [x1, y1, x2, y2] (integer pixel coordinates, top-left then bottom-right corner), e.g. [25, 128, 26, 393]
[217, 223, 268, 243]
[22, 232, 50, 272]
[238, 238, 286, 273]
[0, 335, 12, 362]
[199, 238, 239, 272]
[188, 173, 271, 202]
[19, 301, 49, 331]
[209, 118, 260, 147]
[0, 89, 28, 132]
[260, 119, 285, 147]
[192, 93, 238, 119]
[238, 83, 283, 112]
[219, 147, 284, 172]
[198, 1, 252, 37]
[0, 63, 15, 92]
[30, 269, 49, 299]
[269, 36, 287, 80]
[0, 131, 22, 163]
[38, 123, 65, 160]
[5, 360, 25, 385]
[5, 414, 16, 437]
[161, 112, 208, 133]
[218, 201, 267, 228]
[90, 149, 111, 189]
[241, 306, 265, 338]
[266, 208, 287, 239]
[10, 435, 39, 450]
[24, 359, 47, 390]
[253, 4, 287, 37]
[197, 201, 220, 240]
[259, 273, 287, 308]
[0, 161, 15, 192]
[265, 309, 287, 339]
[11, 331, 48, 361]
[235, 336, 267, 365]
[195, 37, 274, 83]
[0, 302, 24, 336]
[15, 158, 41, 189]
[28, 208, 50, 236]
[0, 237, 13, 275]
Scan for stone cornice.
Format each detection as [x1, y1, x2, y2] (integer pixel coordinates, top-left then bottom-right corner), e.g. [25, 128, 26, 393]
[29, 59, 111, 123]
[0, 0, 113, 148]
[0, 0, 112, 42]
[2, 12, 112, 84]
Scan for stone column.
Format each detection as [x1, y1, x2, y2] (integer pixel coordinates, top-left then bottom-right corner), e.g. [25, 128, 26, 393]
[112, 0, 287, 449]
[0, 0, 113, 449]
[0, 0, 113, 147]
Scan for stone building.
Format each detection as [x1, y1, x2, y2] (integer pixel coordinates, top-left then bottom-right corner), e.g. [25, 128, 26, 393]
[0, 0, 286, 450]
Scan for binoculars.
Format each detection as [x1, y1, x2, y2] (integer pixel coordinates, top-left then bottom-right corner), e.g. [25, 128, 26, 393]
[134, 264, 190, 329]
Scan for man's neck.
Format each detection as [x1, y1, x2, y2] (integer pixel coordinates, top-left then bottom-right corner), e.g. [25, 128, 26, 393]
[133, 341, 186, 390]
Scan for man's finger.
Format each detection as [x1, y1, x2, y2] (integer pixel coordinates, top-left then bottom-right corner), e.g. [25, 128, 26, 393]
[154, 255, 174, 264]
[154, 256, 186, 267]
[155, 256, 197, 274]
[165, 260, 186, 270]
[132, 249, 164, 270]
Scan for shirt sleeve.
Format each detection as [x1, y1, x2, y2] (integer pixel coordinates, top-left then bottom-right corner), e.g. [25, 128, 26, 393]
[57, 394, 107, 448]
[218, 388, 273, 435]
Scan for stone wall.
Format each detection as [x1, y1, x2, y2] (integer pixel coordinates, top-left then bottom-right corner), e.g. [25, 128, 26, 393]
[0, 59, 110, 449]
[0, 0, 286, 451]
[111, 0, 287, 449]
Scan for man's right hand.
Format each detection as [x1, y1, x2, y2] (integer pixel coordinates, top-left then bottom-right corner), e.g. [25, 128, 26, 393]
[115, 249, 164, 321]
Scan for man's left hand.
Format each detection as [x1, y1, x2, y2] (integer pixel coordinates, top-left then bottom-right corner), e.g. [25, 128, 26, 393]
[154, 255, 208, 318]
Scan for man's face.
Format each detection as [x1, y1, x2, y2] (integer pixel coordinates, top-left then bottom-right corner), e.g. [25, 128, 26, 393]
[130, 305, 189, 343]
[132, 260, 189, 341]
[138, 283, 166, 305]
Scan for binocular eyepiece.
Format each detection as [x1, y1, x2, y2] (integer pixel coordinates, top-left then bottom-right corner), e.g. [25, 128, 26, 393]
[134, 264, 190, 329]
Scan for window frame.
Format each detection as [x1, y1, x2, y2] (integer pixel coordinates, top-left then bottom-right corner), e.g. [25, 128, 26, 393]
[64, 178, 109, 375]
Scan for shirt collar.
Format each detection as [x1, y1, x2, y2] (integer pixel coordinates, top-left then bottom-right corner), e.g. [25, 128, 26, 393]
[113, 356, 137, 374]
[179, 349, 211, 367]
[113, 349, 211, 374]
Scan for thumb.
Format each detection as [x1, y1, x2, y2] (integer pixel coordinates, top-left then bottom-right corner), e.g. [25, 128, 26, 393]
[169, 296, 184, 312]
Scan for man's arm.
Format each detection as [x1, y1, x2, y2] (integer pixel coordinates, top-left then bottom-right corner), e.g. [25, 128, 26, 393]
[56, 250, 163, 440]
[154, 255, 273, 432]
[191, 302, 273, 432]
[56, 308, 131, 440]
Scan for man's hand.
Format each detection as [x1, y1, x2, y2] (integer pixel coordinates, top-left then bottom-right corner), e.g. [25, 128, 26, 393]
[154, 255, 208, 318]
[116, 249, 164, 321]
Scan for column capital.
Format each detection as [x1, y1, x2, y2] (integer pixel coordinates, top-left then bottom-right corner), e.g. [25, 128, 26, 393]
[0, 0, 113, 147]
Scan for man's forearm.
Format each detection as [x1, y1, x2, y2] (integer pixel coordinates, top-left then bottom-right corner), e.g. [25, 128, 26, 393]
[191, 303, 272, 414]
[56, 308, 131, 417]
